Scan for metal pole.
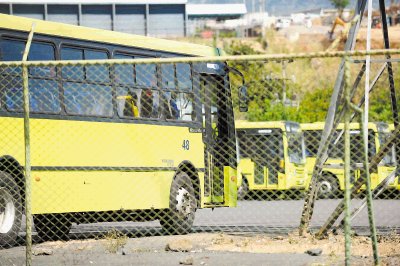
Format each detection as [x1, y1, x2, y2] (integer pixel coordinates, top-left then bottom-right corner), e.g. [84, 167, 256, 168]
[299, 0, 367, 235]
[364, 1, 380, 264]
[316, 124, 400, 238]
[360, 114, 380, 265]
[282, 60, 287, 103]
[344, 56, 351, 266]
[379, 0, 400, 186]
[22, 23, 35, 266]
[339, 169, 396, 226]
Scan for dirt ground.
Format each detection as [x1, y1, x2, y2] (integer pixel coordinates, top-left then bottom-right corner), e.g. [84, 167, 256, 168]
[1, 231, 400, 265]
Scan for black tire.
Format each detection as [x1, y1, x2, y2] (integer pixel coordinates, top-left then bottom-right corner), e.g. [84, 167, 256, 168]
[0, 171, 22, 247]
[160, 172, 196, 235]
[34, 213, 72, 242]
[317, 175, 340, 199]
[237, 176, 249, 200]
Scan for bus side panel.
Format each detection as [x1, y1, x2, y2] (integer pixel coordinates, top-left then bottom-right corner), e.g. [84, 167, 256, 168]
[0, 117, 25, 162]
[224, 166, 237, 207]
[29, 119, 205, 169]
[237, 158, 255, 190]
[31, 171, 174, 213]
[2, 117, 206, 213]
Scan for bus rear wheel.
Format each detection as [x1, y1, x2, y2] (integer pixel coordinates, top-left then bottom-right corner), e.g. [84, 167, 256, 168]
[160, 172, 196, 235]
[0, 171, 22, 247]
[34, 214, 72, 242]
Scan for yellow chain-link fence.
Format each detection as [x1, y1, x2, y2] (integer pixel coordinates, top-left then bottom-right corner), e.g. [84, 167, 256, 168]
[0, 49, 399, 264]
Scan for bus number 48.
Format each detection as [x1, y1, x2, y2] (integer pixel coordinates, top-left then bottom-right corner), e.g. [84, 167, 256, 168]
[182, 140, 190, 150]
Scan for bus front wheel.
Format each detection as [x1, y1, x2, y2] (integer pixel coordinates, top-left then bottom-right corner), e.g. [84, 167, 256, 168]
[34, 214, 72, 242]
[318, 175, 339, 199]
[160, 172, 196, 235]
[0, 171, 22, 247]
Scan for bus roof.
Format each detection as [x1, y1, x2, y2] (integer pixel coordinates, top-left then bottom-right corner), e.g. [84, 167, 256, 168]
[300, 122, 389, 132]
[235, 120, 299, 130]
[0, 14, 219, 57]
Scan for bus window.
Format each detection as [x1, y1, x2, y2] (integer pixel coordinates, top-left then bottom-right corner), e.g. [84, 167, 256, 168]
[303, 130, 320, 157]
[140, 88, 159, 118]
[287, 130, 306, 164]
[160, 63, 193, 121]
[175, 92, 193, 121]
[379, 130, 396, 165]
[64, 82, 113, 117]
[28, 42, 56, 77]
[85, 50, 109, 82]
[30, 79, 60, 113]
[0, 38, 24, 61]
[114, 53, 134, 85]
[61, 47, 84, 80]
[116, 87, 139, 118]
[238, 129, 284, 184]
[5, 79, 60, 114]
[5, 81, 23, 112]
[161, 64, 175, 89]
[349, 130, 376, 162]
[136, 60, 156, 87]
[176, 63, 192, 90]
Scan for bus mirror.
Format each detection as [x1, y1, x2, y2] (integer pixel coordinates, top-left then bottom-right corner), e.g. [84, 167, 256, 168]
[238, 85, 248, 112]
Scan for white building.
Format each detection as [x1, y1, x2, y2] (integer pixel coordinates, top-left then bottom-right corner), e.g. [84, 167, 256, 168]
[0, 0, 188, 37]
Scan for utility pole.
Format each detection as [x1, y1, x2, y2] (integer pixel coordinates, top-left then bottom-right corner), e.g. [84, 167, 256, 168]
[282, 60, 287, 104]
[260, 0, 266, 38]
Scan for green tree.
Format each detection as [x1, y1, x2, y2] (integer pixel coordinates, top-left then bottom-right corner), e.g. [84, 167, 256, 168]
[331, 0, 349, 10]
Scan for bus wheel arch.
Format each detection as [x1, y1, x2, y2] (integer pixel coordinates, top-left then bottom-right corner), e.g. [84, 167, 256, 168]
[0, 156, 25, 210]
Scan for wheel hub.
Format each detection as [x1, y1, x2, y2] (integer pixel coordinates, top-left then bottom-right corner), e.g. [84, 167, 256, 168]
[319, 180, 332, 194]
[175, 187, 193, 218]
[0, 188, 16, 234]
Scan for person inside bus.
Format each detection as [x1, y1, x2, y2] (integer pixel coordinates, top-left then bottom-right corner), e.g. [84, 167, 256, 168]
[123, 92, 138, 117]
[140, 89, 153, 118]
[170, 94, 180, 119]
[162, 91, 180, 120]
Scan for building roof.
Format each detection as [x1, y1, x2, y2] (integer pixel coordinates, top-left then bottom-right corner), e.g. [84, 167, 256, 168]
[0, 0, 187, 4]
[187, 3, 246, 18]
[0, 14, 219, 57]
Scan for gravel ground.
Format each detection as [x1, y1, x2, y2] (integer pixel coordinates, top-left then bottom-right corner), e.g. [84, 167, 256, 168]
[1, 232, 400, 266]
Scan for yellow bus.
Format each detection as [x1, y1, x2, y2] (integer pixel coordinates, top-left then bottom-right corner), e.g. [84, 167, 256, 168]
[236, 121, 307, 199]
[388, 123, 399, 192]
[301, 122, 345, 198]
[302, 122, 397, 198]
[0, 14, 244, 245]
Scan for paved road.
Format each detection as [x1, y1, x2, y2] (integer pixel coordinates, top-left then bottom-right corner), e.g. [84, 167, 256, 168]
[64, 199, 400, 238]
[3, 199, 399, 265]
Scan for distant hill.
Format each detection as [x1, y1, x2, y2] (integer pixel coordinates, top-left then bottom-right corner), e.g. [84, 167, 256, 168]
[188, 0, 393, 16]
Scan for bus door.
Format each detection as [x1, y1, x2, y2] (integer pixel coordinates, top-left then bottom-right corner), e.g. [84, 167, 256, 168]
[266, 130, 284, 187]
[248, 129, 283, 188]
[201, 74, 225, 204]
[349, 129, 377, 186]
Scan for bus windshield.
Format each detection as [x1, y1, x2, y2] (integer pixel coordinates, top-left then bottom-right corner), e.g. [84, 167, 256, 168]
[287, 131, 306, 164]
[379, 131, 396, 166]
[285, 123, 305, 164]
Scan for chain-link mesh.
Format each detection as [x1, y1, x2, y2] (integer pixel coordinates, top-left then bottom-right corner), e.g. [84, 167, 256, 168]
[0, 50, 399, 264]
